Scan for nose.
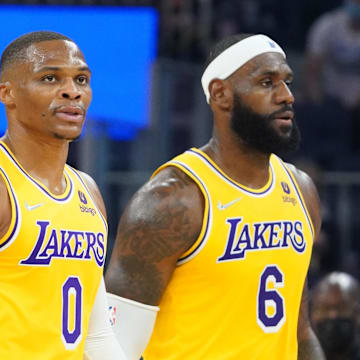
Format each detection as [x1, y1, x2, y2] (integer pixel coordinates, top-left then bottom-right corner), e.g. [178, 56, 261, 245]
[59, 78, 81, 100]
[275, 81, 294, 105]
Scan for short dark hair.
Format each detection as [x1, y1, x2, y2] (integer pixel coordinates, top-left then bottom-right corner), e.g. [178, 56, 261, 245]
[203, 33, 255, 71]
[0, 30, 73, 75]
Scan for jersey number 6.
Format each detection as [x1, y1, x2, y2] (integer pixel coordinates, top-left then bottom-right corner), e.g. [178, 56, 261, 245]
[257, 265, 285, 333]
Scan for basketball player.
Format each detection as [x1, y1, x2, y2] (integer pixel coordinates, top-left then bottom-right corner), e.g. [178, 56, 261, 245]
[105, 33, 325, 359]
[0, 31, 126, 359]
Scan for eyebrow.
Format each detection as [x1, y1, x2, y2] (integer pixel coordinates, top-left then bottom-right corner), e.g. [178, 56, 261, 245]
[255, 69, 293, 77]
[34, 66, 92, 74]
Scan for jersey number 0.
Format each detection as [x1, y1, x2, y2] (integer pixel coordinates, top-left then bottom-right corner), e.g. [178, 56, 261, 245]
[61, 276, 83, 349]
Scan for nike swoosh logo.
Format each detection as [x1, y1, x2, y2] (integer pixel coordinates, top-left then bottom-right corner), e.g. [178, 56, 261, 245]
[25, 202, 44, 211]
[217, 197, 242, 210]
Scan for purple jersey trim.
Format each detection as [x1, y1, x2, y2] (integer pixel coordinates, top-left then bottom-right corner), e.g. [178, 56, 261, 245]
[0, 143, 73, 202]
[0, 168, 20, 249]
[187, 149, 275, 196]
[171, 161, 212, 264]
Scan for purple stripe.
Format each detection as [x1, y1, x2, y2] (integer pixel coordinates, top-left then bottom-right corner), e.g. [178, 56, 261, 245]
[281, 162, 314, 238]
[188, 149, 274, 196]
[67, 166, 108, 232]
[0, 143, 73, 202]
[0, 168, 19, 249]
[172, 161, 211, 263]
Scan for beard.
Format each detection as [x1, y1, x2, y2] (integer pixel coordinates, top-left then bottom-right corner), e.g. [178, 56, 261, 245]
[230, 93, 300, 156]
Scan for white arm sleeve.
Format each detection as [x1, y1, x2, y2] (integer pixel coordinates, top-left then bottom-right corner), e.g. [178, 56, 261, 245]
[107, 293, 159, 360]
[84, 277, 127, 360]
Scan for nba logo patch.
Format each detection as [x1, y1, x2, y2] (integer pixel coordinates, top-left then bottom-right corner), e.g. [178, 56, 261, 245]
[78, 190, 87, 204]
[109, 305, 117, 326]
[281, 181, 290, 194]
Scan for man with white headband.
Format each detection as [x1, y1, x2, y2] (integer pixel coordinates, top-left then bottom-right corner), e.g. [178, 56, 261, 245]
[105, 33, 325, 359]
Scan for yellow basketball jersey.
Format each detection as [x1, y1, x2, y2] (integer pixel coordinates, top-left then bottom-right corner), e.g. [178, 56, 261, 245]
[144, 148, 314, 360]
[0, 141, 107, 359]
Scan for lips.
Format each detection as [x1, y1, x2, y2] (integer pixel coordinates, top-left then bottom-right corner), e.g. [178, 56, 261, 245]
[54, 106, 84, 122]
[272, 110, 294, 121]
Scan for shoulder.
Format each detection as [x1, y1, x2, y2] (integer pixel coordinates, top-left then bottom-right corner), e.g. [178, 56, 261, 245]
[144, 166, 203, 206]
[285, 162, 321, 239]
[76, 170, 106, 220]
[120, 165, 205, 257]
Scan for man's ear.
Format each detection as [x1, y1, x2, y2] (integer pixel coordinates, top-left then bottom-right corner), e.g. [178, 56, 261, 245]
[208, 79, 232, 111]
[0, 82, 15, 107]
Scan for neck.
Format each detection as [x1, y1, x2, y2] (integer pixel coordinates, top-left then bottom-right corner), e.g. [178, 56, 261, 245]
[201, 132, 271, 189]
[2, 129, 70, 195]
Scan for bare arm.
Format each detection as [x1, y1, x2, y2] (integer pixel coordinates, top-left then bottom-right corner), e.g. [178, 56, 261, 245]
[289, 165, 325, 360]
[0, 175, 12, 239]
[105, 166, 204, 305]
[297, 281, 325, 360]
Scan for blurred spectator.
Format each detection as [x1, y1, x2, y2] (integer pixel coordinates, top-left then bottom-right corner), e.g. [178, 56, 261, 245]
[310, 272, 360, 359]
[304, 0, 360, 167]
[305, 0, 360, 110]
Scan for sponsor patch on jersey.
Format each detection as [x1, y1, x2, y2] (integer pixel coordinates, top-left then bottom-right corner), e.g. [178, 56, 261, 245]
[78, 190, 96, 215]
[280, 182, 297, 205]
[280, 181, 290, 194]
[78, 190, 87, 204]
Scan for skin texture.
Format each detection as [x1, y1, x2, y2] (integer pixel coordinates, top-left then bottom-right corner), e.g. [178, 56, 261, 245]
[0, 39, 106, 238]
[105, 52, 325, 359]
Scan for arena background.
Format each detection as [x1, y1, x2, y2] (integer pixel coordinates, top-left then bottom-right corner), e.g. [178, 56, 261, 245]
[0, 0, 354, 287]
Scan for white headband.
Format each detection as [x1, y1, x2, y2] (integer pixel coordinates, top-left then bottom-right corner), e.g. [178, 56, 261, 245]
[201, 34, 286, 103]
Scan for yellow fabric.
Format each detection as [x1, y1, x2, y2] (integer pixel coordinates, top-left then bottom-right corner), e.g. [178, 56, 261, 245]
[0, 141, 107, 359]
[144, 148, 313, 360]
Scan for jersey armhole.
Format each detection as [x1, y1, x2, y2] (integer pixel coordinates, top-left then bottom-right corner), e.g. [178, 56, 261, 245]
[156, 161, 211, 265]
[282, 162, 315, 239]
[0, 168, 20, 250]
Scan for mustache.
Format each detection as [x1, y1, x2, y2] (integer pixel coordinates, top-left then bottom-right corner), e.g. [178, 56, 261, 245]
[269, 105, 295, 119]
[49, 104, 86, 114]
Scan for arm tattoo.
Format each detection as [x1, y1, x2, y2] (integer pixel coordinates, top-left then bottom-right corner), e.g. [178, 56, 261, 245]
[111, 255, 164, 305]
[120, 170, 198, 262]
[108, 167, 203, 304]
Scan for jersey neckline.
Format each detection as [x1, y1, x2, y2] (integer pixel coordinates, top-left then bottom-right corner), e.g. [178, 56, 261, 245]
[188, 147, 275, 196]
[0, 141, 73, 202]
